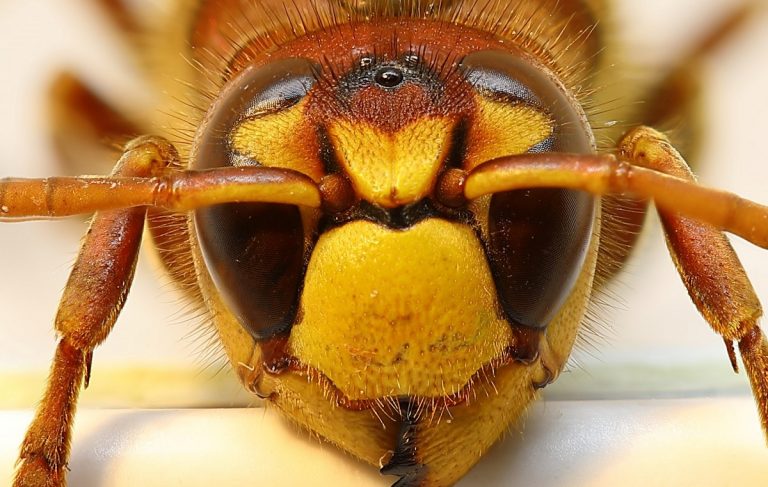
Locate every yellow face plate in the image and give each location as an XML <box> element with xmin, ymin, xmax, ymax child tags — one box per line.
<box><xmin>327</xmin><ymin>118</ymin><xmax>453</xmax><ymax>207</ymax></box>
<box><xmin>288</xmin><ymin>218</ymin><xmax>515</xmax><ymax>400</ymax></box>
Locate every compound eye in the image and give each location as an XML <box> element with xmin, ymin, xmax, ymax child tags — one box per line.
<box><xmin>487</xmin><ymin>188</ymin><xmax>594</xmax><ymax>329</ymax></box>
<box><xmin>192</xmin><ymin>58</ymin><xmax>317</xmax><ymax>340</ymax></box>
<box><xmin>461</xmin><ymin>50</ymin><xmax>595</xmax><ymax>329</ymax></box>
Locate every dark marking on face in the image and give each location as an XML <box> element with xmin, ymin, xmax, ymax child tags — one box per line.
<box><xmin>444</xmin><ymin>118</ymin><xmax>470</xmax><ymax>170</ymax></box>
<box><xmin>380</xmin><ymin>399</ymin><xmax>426</xmax><ymax>487</ymax></box>
<box><xmin>318</xmin><ymin>198</ymin><xmax>476</xmax><ymax>232</ymax></box>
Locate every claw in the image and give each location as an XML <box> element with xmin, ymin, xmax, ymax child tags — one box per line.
<box><xmin>724</xmin><ymin>339</ymin><xmax>739</xmax><ymax>373</ymax></box>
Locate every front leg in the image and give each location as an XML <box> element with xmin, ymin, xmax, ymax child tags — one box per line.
<box><xmin>13</xmin><ymin>138</ymin><xmax>176</xmax><ymax>487</ymax></box>
<box><xmin>7</xmin><ymin>135</ymin><xmax>326</xmax><ymax>486</ymax></box>
<box><xmin>619</xmin><ymin>126</ymin><xmax>768</xmax><ymax>438</ymax></box>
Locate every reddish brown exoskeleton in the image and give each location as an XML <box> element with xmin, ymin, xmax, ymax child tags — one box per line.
<box><xmin>2</xmin><ymin>1</ymin><xmax>768</xmax><ymax>486</ymax></box>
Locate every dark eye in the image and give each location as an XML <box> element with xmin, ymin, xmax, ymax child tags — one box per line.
<box><xmin>243</xmin><ymin>70</ymin><xmax>316</xmax><ymax>118</ymax></box>
<box><xmin>462</xmin><ymin>50</ymin><xmax>595</xmax><ymax>329</ymax></box>
<box><xmin>487</xmin><ymin>189</ymin><xmax>594</xmax><ymax>329</ymax></box>
<box><xmin>193</xmin><ymin>58</ymin><xmax>317</xmax><ymax>340</ymax></box>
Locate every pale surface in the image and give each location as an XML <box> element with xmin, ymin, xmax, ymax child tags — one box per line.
<box><xmin>0</xmin><ymin>399</ymin><xmax>766</xmax><ymax>486</ymax></box>
<box><xmin>1</xmin><ymin>0</ymin><xmax>768</xmax><ymax>486</ymax></box>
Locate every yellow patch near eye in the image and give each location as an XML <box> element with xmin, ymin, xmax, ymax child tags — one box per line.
<box><xmin>464</xmin><ymin>98</ymin><xmax>553</xmax><ymax>171</ymax></box>
<box><xmin>328</xmin><ymin>118</ymin><xmax>453</xmax><ymax>208</ymax></box>
<box><xmin>231</xmin><ymin>100</ymin><xmax>324</xmax><ymax>181</ymax></box>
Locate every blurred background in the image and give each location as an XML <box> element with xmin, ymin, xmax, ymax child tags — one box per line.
<box><xmin>0</xmin><ymin>0</ymin><xmax>767</xmax><ymax>485</ymax></box>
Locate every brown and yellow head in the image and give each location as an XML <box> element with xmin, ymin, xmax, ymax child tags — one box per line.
<box><xmin>189</xmin><ymin>8</ymin><xmax>599</xmax><ymax>486</ymax></box>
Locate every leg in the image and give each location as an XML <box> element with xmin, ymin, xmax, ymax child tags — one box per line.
<box><xmin>48</xmin><ymin>72</ymin><xmax>142</xmax><ymax>175</ymax></box>
<box><xmin>598</xmin><ymin>2</ymin><xmax>763</xmax><ymax>283</ymax></box>
<box><xmin>13</xmin><ymin>342</ymin><xmax>87</xmax><ymax>487</ymax></box>
<box><xmin>91</xmin><ymin>0</ymin><xmax>139</xmax><ymax>34</ymax></box>
<box><xmin>619</xmin><ymin>127</ymin><xmax>768</xmax><ymax>437</ymax></box>
<box><xmin>642</xmin><ymin>2</ymin><xmax>759</xmax><ymax>145</ymax></box>
<box><xmin>13</xmin><ymin>138</ymin><xmax>175</xmax><ymax>487</ymax></box>
<box><xmin>4</xmin><ymin>136</ymin><xmax>325</xmax><ymax>485</ymax></box>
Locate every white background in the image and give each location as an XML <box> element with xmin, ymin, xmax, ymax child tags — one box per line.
<box><xmin>0</xmin><ymin>0</ymin><xmax>767</xmax><ymax>485</ymax></box>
